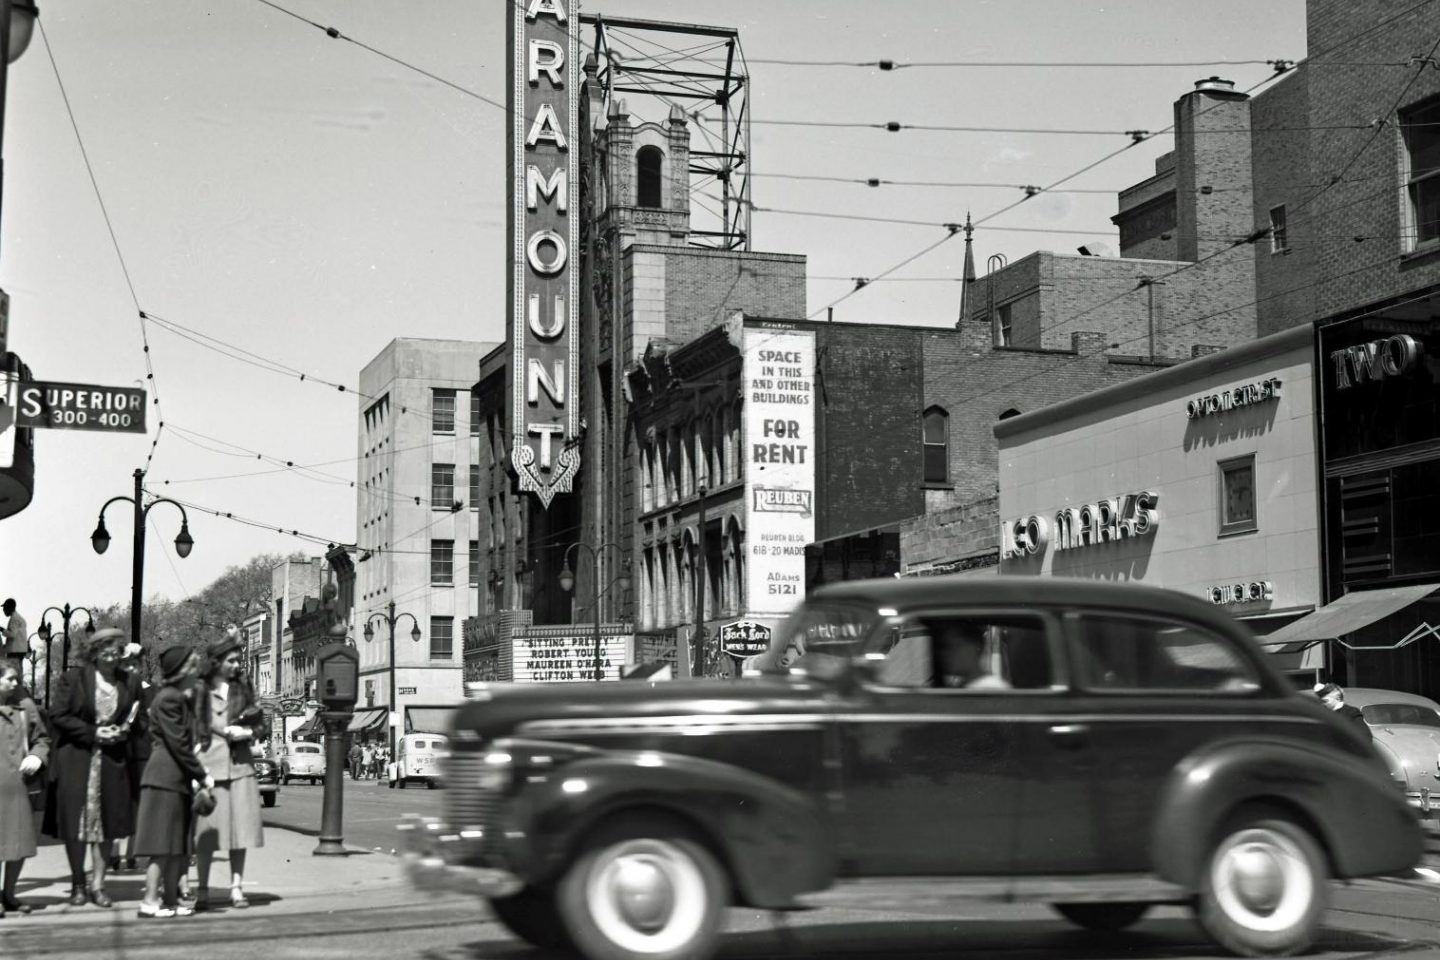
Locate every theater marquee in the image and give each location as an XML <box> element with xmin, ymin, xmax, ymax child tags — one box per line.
<box><xmin>508</xmin><ymin>0</ymin><xmax>581</xmax><ymax>507</ymax></box>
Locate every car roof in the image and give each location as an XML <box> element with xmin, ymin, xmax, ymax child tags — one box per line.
<box><xmin>1341</xmin><ymin>687</ymin><xmax>1440</xmax><ymax>711</ymax></box>
<box><xmin>809</xmin><ymin>574</ymin><xmax>1240</xmax><ymax>630</ymax></box>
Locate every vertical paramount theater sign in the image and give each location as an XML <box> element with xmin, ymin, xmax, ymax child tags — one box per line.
<box><xmin>508</xmin><ymin>0</ymin><xmax>581</xmax><ymax>507</ymax></box>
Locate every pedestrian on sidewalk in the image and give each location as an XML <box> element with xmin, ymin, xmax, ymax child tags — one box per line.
<box><xmin>134</xmin><ymin>643</ymin><xmax>211</xmax><ymax>919</ymax></box>
<box><xmin>361</xmin><ymin>742</ymin><xmax>374</xmax><ymax>780</ymax></box>
<box><xmin>348</xmin><ymin>740</ymin><xmax>363</xmax><ymax>781</ymax></box>
<box><xmin>372</xmin><ymin>743</ymin><xmax>387</xmax><ymax>781</ymax></box>
<box><xmin>118</xmin><ymin>643</ymin><xmax>154</xmax><ymax>873</ymax></box>
<box><xmin>2</xmin><ymin>600</ymin><xmax>28</xmax><ymax>672</ymax></box>
<box><xmin>1316</xmin><ymin>682</ymin><xmax>1374</xmax><ymax>744</ymax></box>
<box><xmin>0</xmin><ymin>661</ymin><xmax>49</xmax><ymax>918</ymax></box>
<box><xmin>193</xmin><ymin>629</ymin><xmax>266</xmax><ymax>910</ymax></box>
<box><xmin>47</xmin><ymin>627</ymin><xmax>141</xmax><ymax>908</ymax></box>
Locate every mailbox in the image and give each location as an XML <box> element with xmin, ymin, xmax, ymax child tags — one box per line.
<box><xmin>314</xmin><ymin>642</ymin><xmax>359</xmax><ymax>710</ymax></box>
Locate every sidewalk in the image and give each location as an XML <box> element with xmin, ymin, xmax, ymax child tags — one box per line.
<box><xmin>3</xmin><ymin>825</ymin><xmax>438</xmax><ymax>927</ymax></box>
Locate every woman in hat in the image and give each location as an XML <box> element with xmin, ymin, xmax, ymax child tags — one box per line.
<box><xmin>193</xmin><ymin>628</ymin><xmax>265</xmax><ymax>909</ymax></box>
<box><xmin>134</xmin><ymin>644</ymin><xmax>211</xmax><ymax>919</ymax></box>
<box><xmin>0</xmin><ymin>660</ymin><xmax>49</xmax><ymax>918</ymax></box>
<box><xmin>48</xmin><ymin>627</ymin><xmax>141</xmax><ymax>908</ymax></box>
<box><xmin>117</xmin><ymin>642</ymin><xmax>153</xmax><ymax>873</ymax></box>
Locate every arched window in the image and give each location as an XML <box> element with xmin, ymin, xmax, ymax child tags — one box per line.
<box><xmin>923</xmin><ymin>406</ymin><xmax>949</xmax><ymax>484</ymax></box>
<box><xmin>637</xmin><ymin>146</ymin><xmax>664</xmax><ymax>208</ymax></box>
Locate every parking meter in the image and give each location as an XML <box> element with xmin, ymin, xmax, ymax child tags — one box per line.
<box><xmin>314</xmin><ymin>642</ymin><xmax>359</xmax><ymax>711</ymax></box>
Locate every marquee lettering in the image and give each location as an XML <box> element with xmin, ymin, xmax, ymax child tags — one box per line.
<box><xmin>1002</xmin><ymin>490</ymin><xmax>1160</xmax><ymax>559</ymax></box>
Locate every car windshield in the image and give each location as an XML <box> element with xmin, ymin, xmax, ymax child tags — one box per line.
<box><xmin>747</xmin><ymin>601</ymin><xmax>883</xmax><ymax>674</ymax></box>
<box><xmin>1361</xmin><ymin>703</ymin><xmax>1440</xmax><ymax>728</ymax></box>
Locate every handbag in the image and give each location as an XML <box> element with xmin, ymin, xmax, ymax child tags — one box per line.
<box><xmin>192</xmin><ymin>786</ymin><xmax>217</xmax><ymax>817</ymax></box>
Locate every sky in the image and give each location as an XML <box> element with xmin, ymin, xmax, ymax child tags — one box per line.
<box><xmin>0</xmin><ymin>0</ymin><xmax>1307</xmax><ymax>621</ymax></box>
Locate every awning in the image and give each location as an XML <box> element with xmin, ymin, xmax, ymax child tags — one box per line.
<box><xmin>291</xmin><ymin>716</ymin><xmax>319</xmax><ymax>740</ymax></box>
<box><xmin>404</xmin><ymin>707</ymin><xmax>454</xmax><ymax>735</ymax></box>
<box><xmin>346</xmin><ymin>708</ymin><xmax>388</xmax><ymax>733</ymax></box>
<box><xmin>1258</xmin><ymin>583</ymin><xmax>1438</xmax><ymax>648</ymax></box>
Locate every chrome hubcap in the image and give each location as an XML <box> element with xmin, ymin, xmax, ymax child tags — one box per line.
<box><xmin>609</xmin><ymin>854</ymin><xmax>675</xmax><ymax>932</ymax></box>
<box><xmin>1228</xmin><ymin>844</ymin><xmax>1284</xmax><ymax>914</ymax></box>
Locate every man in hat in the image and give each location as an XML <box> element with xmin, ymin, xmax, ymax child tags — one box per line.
<box><xmin>2</xmin><ymin>599</ymin><xmax>28</xmax><ymax>669</ymax></box>
<box><xmin>1316</xmin><ymin>682</ymin><xmax>1373</xmax><ymax>743</ymax></box>
<box><xmin>934</xmin><ymin>621</ymin><xmax>1011</xmax><ymax>690</ymax></box>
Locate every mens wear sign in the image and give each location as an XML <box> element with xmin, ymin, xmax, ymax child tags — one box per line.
<box><xmin>743</xmin><ymin>326</ymin><xmax>816</xmax><ymax>616</ymax></box>
<box><xmin>507</xmin><ymin>0</ymin><xmax>581</xmax><ymax>507</ymax></box>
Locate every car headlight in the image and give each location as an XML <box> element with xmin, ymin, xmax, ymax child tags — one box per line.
<box><xmin>477</xmin><ymin>751</ymin><xmax>512</xmax><ymax>792</ymax></box>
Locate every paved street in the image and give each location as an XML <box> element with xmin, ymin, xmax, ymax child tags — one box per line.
<box><xmin>261</xmin><ymin>775</ymin><xmax>444</xmax><ymax>854</ymax></box>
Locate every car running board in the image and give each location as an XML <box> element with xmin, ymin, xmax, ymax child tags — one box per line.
<box><xmin>797</xmin><ymin>874</ymin><xmax>1191</xmax><ymax>910</ymax></box>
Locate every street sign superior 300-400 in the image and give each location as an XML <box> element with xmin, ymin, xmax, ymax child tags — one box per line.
<box><xmin>15</xmin><ymin>380</ymin><xmax>147</xmax><ymax>433</ymax></box>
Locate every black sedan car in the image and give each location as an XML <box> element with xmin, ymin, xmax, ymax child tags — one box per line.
<box><xmin>402</xmin><ymin>577</ymin><xmax>1419</xmax><ymax>960</ymax></box>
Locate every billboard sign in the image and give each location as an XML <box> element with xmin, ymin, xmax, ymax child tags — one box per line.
<box><xmin>15</xmin><ymin>381</ymin><xmax>147</xmax><ymax>434</ymax></box>
<box><xmin>507</xmin><ymin>0</ymin><xmax>581</xmax><ymax>508</ymax></box>
<box><xmin>743</xmin><ymin>325</ymin><xmax>817</xmax><ymax>616</ymax></box>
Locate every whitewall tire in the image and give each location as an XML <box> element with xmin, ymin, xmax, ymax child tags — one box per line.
<box><xmin>1196</xmin><ymin>816</ymin><xmax>1327</xmax><ymax>956</ymax></box>
<box><xmin>558</xmin><ymin>826</ymin><xmax>727</xmax><ymax>960</ymax></box>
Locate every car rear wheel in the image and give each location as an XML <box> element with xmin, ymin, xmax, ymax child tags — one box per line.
<box><xmin>1052</xmin><ymin>902</ymin><xmax>1149</xmax><ymax>931</ymax></box>
<box><xmin>488</xmin><ymin>887</ymin><xmax>571</xmax><ymax>949</ymax></box>
<box><xmin>262</xmin><ymin>792</ymin><xmax>277</xmax><ymax>808</ymax></box>
<box><xmin>1195</xmin><ymin>816</ymin><xmax>1327</xmax><ymax>957</ymax></box>
<box><xmin>557</xmin><ymin>822</ymin><xmax>727</xmax><ymax>960</ymax></box>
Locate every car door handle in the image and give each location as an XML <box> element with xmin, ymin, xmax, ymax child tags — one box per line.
<box><xmin>1048</xmin><ymin>723</ymin><xmax>1090</xmax><ymax>747</ymax></box>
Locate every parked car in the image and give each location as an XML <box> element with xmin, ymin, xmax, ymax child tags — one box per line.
<box><xmin>1343</xmin><ymin>687</ymin><xmax>1440</xmax><ymax>817</ymax></box>
<box><xmin>278</xmin><ymin>742</ymin><xmax>326</xmax><ymax>785</ymax></box>
<box><xmin>401</xmin><ymin>577</ymin><xmax>1419</xmax><ymax>960</ymax></box>
<box><xmin>253</xmin><ymin>757</ymin><xmax>280</xmax><ymax>808</ymax></box>
<box><xmin>388</xmin><ymin>733</ymin><xmax>448</xmax><ymax>790</ymax></box>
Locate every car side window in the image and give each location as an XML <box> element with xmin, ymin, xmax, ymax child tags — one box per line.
<box><xmin>865</xmin><ymin>614</ymin><xmax>1053</xmax><ymax>692</ymax></box>
<box><xmin>1069</xmin><ymin>613</ymin><xmax>1261</xmax><ymax>694</ymax></box>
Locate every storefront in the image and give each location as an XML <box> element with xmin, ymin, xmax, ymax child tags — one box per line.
<box><xmin>1260</xmin><ymin>306</ymin><xmax>1440</xmax><ymax>698</ymax></box>
<box><xmin>995</xmin><ymin>325</ymin><xmax>1321</xmax><ymax>677</ymax></box>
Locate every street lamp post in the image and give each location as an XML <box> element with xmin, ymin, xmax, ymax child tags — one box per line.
<box><xmin>558</xmin><ymin>543</ymin><xmax>630</xmax><ymax>681</ymax></box>
<box><xmin>362</xmin><ymin>601</ymin><xmax>420</xmax><ymax>753</ymax></box>
<box><xmin>91</xmin><ymin>468</ymin><xmax>194</xmax><ymax>647</ymax></box>
<box><xmin>36</xmin><ymin>603</ymin><xmax>91</xmax><ymax>702</ymax></box>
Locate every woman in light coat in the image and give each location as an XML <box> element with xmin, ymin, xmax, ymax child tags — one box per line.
<box><xmin>0</xmin><ymin>661</ymin><xmax>48</xmax><ymax>917</ymax></box>
<box><xmin>193</xmin><ymin>630</ymin><xmax>265</xmax><ymax>909</ymax></box>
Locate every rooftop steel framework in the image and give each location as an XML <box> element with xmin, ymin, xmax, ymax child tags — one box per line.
<box><xmin>582</xmin><ymin>14</ymin><xmax>751</xmax><ymax>251</ymax></box>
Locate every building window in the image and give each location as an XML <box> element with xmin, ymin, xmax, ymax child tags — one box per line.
<box><xmin>637</xmin><ymin>146</ymin><xmax>663</xmax><ymax>208</ymax></box>
<box><xmin>432</xmin><ymin>389</ymin><xmax>456</xmax><ymax>433</ymax></box>
<box><xmin>431</xmin><ymin>463</ymin><xmax>455</xmax><ymax>508</ymax></box>
<box><xmin>1402</xmin><ymin>96</ymin><xmax>1440</xmax><ymax>246</ymax></box>
<box><xmin>431</xmin><ymin>539</ymin><xmax>454</xmax><ymax>585</ymax></box>
<box><xmin>997</xmin><ymin>303</ymin><xmax>1013</xmax><ymax>346</ymax></box>
<box><xmin>923</xmin><ymin>406</ymin><xmax>949</xmax><ymax>484</ymax></box>
<box><xmin>470</xmin><ymin>393</ymin><xmax>481</xmax><ymax>437</ymax></box>
<box><xmin>469</xmin><ymin>540</ymin><xmax>481</xmax><ymax>586</ymax></box>
<box><xmin>1218</xmin><ymin>455</ymin><xmax>1258</xmax><ymax>536</ymax></box>
<box><xmin>1269</xmin><ymin>204</ymin><xmax>1288</xmax><ymax>253</ymax></box>
<box><xmin>469</xmin><ymin>463</ymin><xmax>480</xmax><ymax>508</ymax></box>
<box><xmin>429</xmin><ymin>616</ymin><xmax>454</xmax><ymax>659</ymax></box>
<box><xmin>486</xmin><ymin>414</ymin><xmax>499</xmax><ymax>466</ymax></box>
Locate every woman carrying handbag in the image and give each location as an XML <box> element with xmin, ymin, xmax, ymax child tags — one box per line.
<box><xmin>0</xmin><ymin>661</ymin><xmax>49</xmax><ymax>918</ymax></box>
<box><xmin>48</xmin><ymin>627</ymin><xmax>141</xmax><ymax>908</ymax></box>
<box><xmin>193</xmin><ymin>629</ymin><xmax>265</xmax><ymax>909</ymax></box>
<box><xmin>134</xmin><ymin>644</ymin><xmax>212</xmax><ymax>919</ymax></box>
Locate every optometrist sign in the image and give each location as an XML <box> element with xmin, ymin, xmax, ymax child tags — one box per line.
<box><xmin>507</xmin><ymin>0</ymin><xmax>581</xmax><ymax>507</ymax></box>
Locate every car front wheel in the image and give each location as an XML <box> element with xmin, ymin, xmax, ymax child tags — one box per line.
<box><xmin>1052</xmin><ymin>902</ymin><xmax>1149</xmax><ymax>931</ymax></box>
<box><xmin>262</xmin><ymin>792</ymin><xmax>277</xmax><ymax>808</ymax></box>
<box><xmin>557</xmin><ymin>823</ymin><xmax>727</xmax><ymax>960</ymax></box>
<box><xmin>1195</xmin><ymin>816</ymin><xmax>1327</xmax><ymax>957</ymax></box>
<box><xmin>488</xmin><ymin>887</ymin><xmax>571</xmax><ymax>949</ymax></box>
